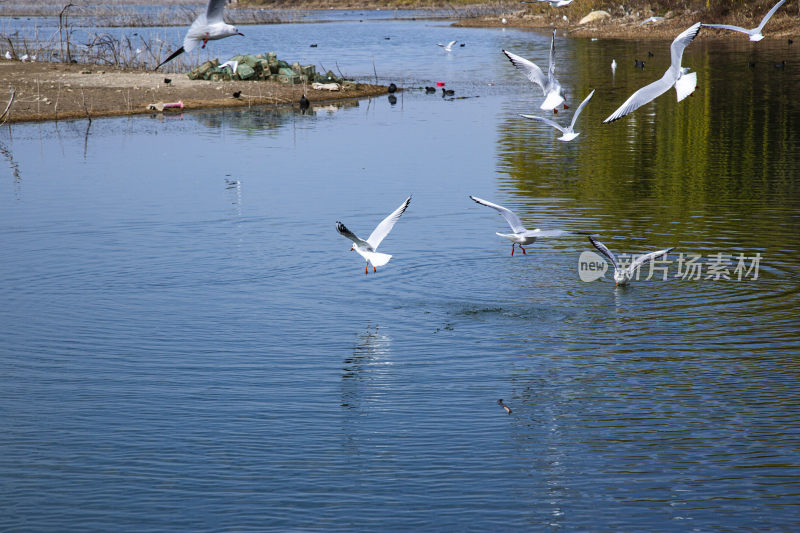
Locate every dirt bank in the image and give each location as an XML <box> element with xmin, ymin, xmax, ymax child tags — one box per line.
<box><xmin>454</xmin><ymin>6</ymin><xmax>799</xmax><ymax>41</ymax></box>
<box><xmin>0</xmin><ymin>60</ymin><xmax>389</xmax><ymax>124</ymax></box>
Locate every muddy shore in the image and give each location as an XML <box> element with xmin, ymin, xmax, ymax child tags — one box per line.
<box><xmin>0</xmin><ymin>60</ymin><xmax>388</xmax><ymax>124</ymax></box>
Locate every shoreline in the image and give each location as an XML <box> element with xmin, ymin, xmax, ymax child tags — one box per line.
<box><xmin>0</xmin><ymin>60</ymin><xmax>389</xmax><ymax>124</ymax></box>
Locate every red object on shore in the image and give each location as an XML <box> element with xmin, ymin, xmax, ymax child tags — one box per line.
<box><xmin>163</xmin><ymin>100</ymin><xmax>184</xmax><ymax>109</ymax></box>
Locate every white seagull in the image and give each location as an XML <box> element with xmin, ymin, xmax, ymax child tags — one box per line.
<box><xmin>528</xmin><ymin>0</ymin><xmax>574</xmax><ymax>6</ymax></box>
<box><xmin>519</xmin><ymin>89</ymin><xmax>595</xmax><ymax>141</ymax></box>
<box><xmin>639</xmin><ymin>16</ymin><xmax>665</xmax><ymax>26</ymax></box>
<box><xmin>503</xmin><ymin>29</ymin><xmax>566</xmax><ymax>113</ymax></box>
<box><xmin>156</xmin><ymin>0</ymin><xmax>244</xmax><ymax>70</ymax></box>
<box><xmin>470</xmin><ymin>195</ymin><xmax>588</xmax><ymax>255</ymax></box>
<box><xmin>603</xmin><ymin>22</ymin><xmax>701</xmax><ymax>123</ymax></box>
<box><xmin>588</xmin><ymin>236</ymin><xmax>675</xmax><ymax>286</ymax></box>
<box><xmin>336</xmin><ymin>196</ymin><xmax>411</xmax><ymax>274</ymax></box>
<box><xmin>702</xmin><ymin>0</ymin><xmax>785</xmax><ymax>42</ymax></box>
<box><xmin>438</xmin><ymin>40</ymin><xmax>457</xmax><ymax>52</ymax></box>
<box><xmin>611</xmin><ymin>58</ymin><xmax>617</xmax><ymax>74</ymax></box>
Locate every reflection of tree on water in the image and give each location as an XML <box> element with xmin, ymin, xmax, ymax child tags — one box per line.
<box><xmin>0</xmin><ymin>139</ymin><xmax>22</xmax><ymax>199</ymax></box>
<box><xmin>191</xmin><ymin>99</ymin><xmax>362</xmax><ymax>133</ymax></box>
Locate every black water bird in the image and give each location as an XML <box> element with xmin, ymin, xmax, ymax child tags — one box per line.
<box><xmin>648</xmin><ymin>51</ymin><xmax>654</xmax><ymax>57</ymax></box>
<box><xmin>460</xmin><ymin>43</ymin><xmax>466</xmax><ymax>47</ymax></box>
<box><xmin>442</xmin><ymin>87</ymin><xmax>455</xmax><ymax>97</ymax></box>
<box><xmin>497</xmin><ymin>399</ymin><xmax>512</xmax><ymax>415</ymax></box>
<box><xmin>299</xmin><ymin>94</ymin><xmax>309</xmax><ymax>111</ymax></box>
<box><xmin>634</xmin><ymin>58</ymin><xmax>645</xmax><ymax>69</ymax></box>
<box><xmin>388</xmin><ymin>82</ymin><xmax>397</xmax><ymax>93</ymax></box>
<box><xmin>310</xmin><ymin>43</ymin><xmax>318</xmax><ymax>47</ymax></box>
<box><xmin>424</xmin><ymin>86</ymin><xmax>436</xmax><ymax>93</ymax></box>
<box><xmin>775</xmin><ymin>60</ymin><xmax>786</xmax><ymax>69</ymax></box>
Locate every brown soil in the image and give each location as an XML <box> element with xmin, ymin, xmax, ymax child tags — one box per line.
<box><xmin>0</xmin><ymin>60</ymin><xmax>389</xmax><ymax>124</ymax></box>
<box><xmin>455</xmin><ymin>9</ymin><xmax>799</xmax><ymax>41</ymax></box>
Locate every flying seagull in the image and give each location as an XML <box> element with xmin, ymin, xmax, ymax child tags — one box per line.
<box><xmin>469</xmin><ymin>195</ymin><xmax>588</xmax><ymax>255</ymax></box>
<box><xmin>603</xmin><ymin>22</ymin><xmax>701</xmax><ymax>123</ymax></box>
<box><xmin>702</xmin><ymin>0</ymin><xmax>785</xmax><ymax>41</ymax></box>
<box><xmin>639</xmin><ymin>16</ymin><xmax>665</xmax><ymax>25</ymax></box>
<box><xmin>588</xmin><ymin>235</ymin><xmax>675</xmax><ymax>286</ymax></box>
<box><xmin>503</xmin><ymin>29</ymin><xmax>566</xmax><ymax>113</ymax></box>
<box><xmin>521</xmin><ymin>0</ymin><xmax>572</xmax><ymax>5</ymax></box>
<box><xmin>519</xmin><ymin>89</ymin><xmax>595</xmax><ymax>141</ymax></box>
<box><xmin>438</xmin><ymin>41</ymin><xmax>457</xmax><ymax>52</ymax></box>
<box><xmin>156</xmin><ymin>0</ymin><xmax>244</xmax><ymax>70</ymax></box>
<box><xmin>336</xmin><ymin>196</ymin><xmax>411</xmax><ymax>274</ymax></box>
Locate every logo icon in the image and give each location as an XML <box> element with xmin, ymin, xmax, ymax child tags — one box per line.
<box><xmin>578</xmin><ymin>251</ymin><xmax>608</xmax><ymax>282</ymax></box>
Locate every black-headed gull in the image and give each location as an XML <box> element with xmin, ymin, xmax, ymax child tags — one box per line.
<box><xmin>503</xmin><ymin>29</ymin><xmax>566</xmax><ymax>113</ymax></box>
<box><xmin>156</xmin><ymin>0</ymin><xmax>244</xmax><ymax>69</ymax></box>
<box><xmin>337</xmin><ymin>196</ymin><xmax>411</xmax><ymax>274</ymax></box>
<box><xmin>519</xmin><ymin>89</ymin><xmax>594</xmax><ymax>141</ymax></box>
<box><xmin>438</xmin><ymin>41</ymin><xmax>457</xmax><ymax>52</ymax></box>
<box><xmin>702</xmin><ymin>0</ymin><xmax>785</xmax><ymax>42</ymax></box>
<box><xmin>470</xmin><ymin>196</ymin><xmax>588</xmax><ymax>255</ymax></box>
<box><xmin>588</xmin><ymin>236</ymin><xmax>674</xmax><ymax>286</ymax></box>
<box><xmin>603</xmin><ymin>22</ymin><xmax>701</xmax><ymax>123</ymax></box>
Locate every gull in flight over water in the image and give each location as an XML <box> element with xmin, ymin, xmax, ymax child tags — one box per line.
<box><xmin>588</xmin><ymin>235</ymin><xmax>675</xmax><ymax>286</ymax></box>
<box><xmin>521</xmin><ymin>0</ymin><xmax>573</xmax><ymax>6</ymax></box>
<box><xmin>438</xmin><ymin>41</ymin><xmax>457</xmax><ymax>52</ymax></box>
<box><xmin>702</xmin><ymin>0</ymin><xmax>785</xmax><ymax>42</ymax></box>
<box><xmin>519</xmin><ymin>89</ymin><xmax>594</xmax><ymax>141</ymax></box>
<box><xmin>156</xmin><ymin>0</ymin><xmax>244</xmax><ymax>69</ymax></box>
<box><xmin>603</xmin><ymin>22</ymin><xmax>701</xmax><ymax>123</ymax></box>
<box><xmin>503</xmin><ymin>29</ymin><xmax>566</xmax><ymax>113</ymax></box>
<box><xmin>470</xmin><ymin>196</ymin><xmax>588</xmax><ymax>255</ymax></box>
<box><xmin>640</xmin><ymin>16</ymin><xmax>665</xmax><ymax>25</ymax></box>
<box><xmin>336</xmin><ymin>196</ymin><xmax>411</xmax><ymax>274</ymax></box>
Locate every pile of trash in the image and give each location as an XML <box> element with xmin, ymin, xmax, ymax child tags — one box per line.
<box><xmin>188</xmin><ymin>52</ymin><xmax>345</xmax><ymax>85</ymax></box>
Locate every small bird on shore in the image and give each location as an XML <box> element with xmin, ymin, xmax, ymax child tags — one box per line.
<box><xmin>498</xmin><ymin>399</ymin><xmax>512</xmax><ymax>415</ymax></box>
<box><xmin>155</xmin><ymin>0</ymin><xmax>244</xmax><ymax>70</ymax></box>
<box><xmin>388</xmin><ymin>82</ymin><xmax>397</xmax><ymax>93</ymax></box>
<box><xmin>336</xmin><ymin>196</ymin><xmax>411</xmax><ymax>275</ymax></box>
<box><xmin>469</xmin><ymin>195</ymin><xmax>590</xmax><ymax>255</ymax></box>
<box><xmin>3</xmin><ymin>51</ymin><xmax>11</xmax><ymax>60</ymax></box>
<box><xmin>588</xmin><ymin>236</ymin><xmax>675</xmax><ymax>286</ymax></box>
<box><xmin>702</xmin><ymin>0</ymin><xmax>785</xmax><ymax>42</ymax></box>
<box><xmin>232</xmin><ymin>90</ymin><xmax>241</xmax><ymax>98</ymax></box>
<box><xmin>604</xmin><ymin>23</ymin><xmax>701</xmax><ymax>124</ymax></box>
<box><xmin>164</xmin><ymin>78</ymin><xmax>172</xmax><ymax>84</ymax></box>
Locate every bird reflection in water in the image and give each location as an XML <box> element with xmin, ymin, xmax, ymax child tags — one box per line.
<box><xmin>340</xmin><ymin>324</ymin><xmax>392</xmax><ymax>410</ymax></box>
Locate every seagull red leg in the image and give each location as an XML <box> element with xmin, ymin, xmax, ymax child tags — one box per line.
<box><xmin>202</xmin><ymin>33</ymin><xmax>209</xmax><ymax>49</ymax></box>
<box><xmin>511</xmin><ymin>244</ymin><xmax>515</xmax><ymax>256</ymax></box>
<box><xmin>520</xmin><ymin>245</ymin><xmax>527</xmax><ymax>255</ymax></box>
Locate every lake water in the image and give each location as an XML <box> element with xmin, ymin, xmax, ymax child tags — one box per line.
<box><xmin>1</xmin><ymin>15</ymin><xmax>800</xmax><ymax>531</ymax></box>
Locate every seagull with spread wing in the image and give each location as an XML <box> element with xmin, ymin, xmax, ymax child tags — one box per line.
<box><xmin>336</xmin><ymin>196</ymin><xmax>411</xmax><ymax>274</ymax></box>
<box><xmin>503</xmin><ymin>29</ymin><xmax>566</xmax><ymax>113</ymax></box>
<box><xmin>603</xmin><ymin>22</ymin><xmax>701</xmax><ymax>123</ymax></box>
<box><xmin>519</xmin><ymin>89</ymin><xmax>594</xmax><ymax>141</ymax></box>
<box><xmin>438</xmin><ymin>41</ymin><xmax>458</xmax><ymax>52</ymax></box>
<box><xmin>156</xmin><ymin>0</ymin><xmax>244</xmax><ymax>70</ymax></box>
<box><xmin>470</xmin><ymin>196</ymin><xmax>588</xmax><ymax>256</ymax></box>
<box><xmin>588</xmin><ymin>236</ymin><xmax>675</xmax><ymax>286</ymax></box>
<box><xmin>702</xmin><ymin>0</ymin><xmax>785</xmax><ymax>42</ymax></box>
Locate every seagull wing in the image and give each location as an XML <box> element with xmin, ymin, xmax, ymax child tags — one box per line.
<box><xmin>519</xmin><ymin>114</ymin><xmax>566</xmax><ymax>133</ymax></box>
<box><xmin>756</xmin><ymin>0</ymin><xmax>786</xmax><ymax>32</ymax></box>
<box><xmin>337</xmin><ymin>222</ymin><xmax>370</xmax><ymax>248</ymax></box>
<box><xmin>602</xmin><ymin>72</ymin><xmax>673</xmax><ymax>123</ymax></box>
<box><xmin>588</xmin><ymin>236</ymin><xmax>619</xmax><ymax>270</ymax></box>
<box><xmin>470</xmin><ymin>196</ymin><xmax>527</xmax><ymax>233</ymax></box>
<box><xmin>627</xmin><ymin>247</ymin><xmax>675</xmax><ymax>275</ymax></box>
<box><xmin>670</xmin><ymin>22</ymin><xmax>701</xmax><ymax>74</ymax></box>
<box><xmin>184</xmin><ymin>13</ymin><xmax>209</xmax><ymax>52</ymax></box>
<box><xmin>569</xmin><ymin>89</ymin><xmax>595</xmax><ymax>130</ymax></box>
<box><xmin>701</xmin><ymin>23</ymin><xmax>749</xmax><ymax>34</ymax></box>
<box><xmin>503</xmin><ymin>50</ymin><xmax>548</xmax><ymax>93</ymax></box>
<box><xmin>548</xmin><ymin>30</ymin><xmax>557</xmax><ymax>83</ymax></box>
<box><xmin>366</xmin><ymin>196</ymin><xmax>411</xmax><ymax>250</ymax></box>
<box><xmin>206</xmin><ymin>0</ymin><xmax>227</xmax><ymax>23</ymax></box>
<box><xmin>448</xmin><ymin>40</ymin><xmax>457</xmax><ymax>48</ymax></box>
